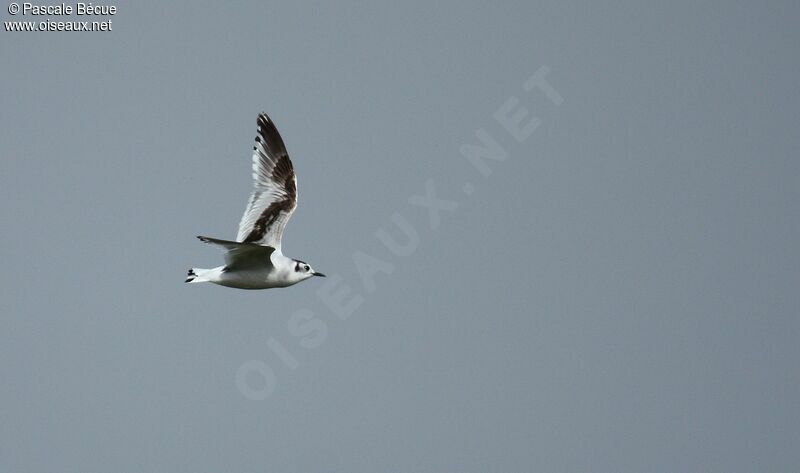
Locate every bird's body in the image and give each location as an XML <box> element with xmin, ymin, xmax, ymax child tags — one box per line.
<box><xmin>186</xmin><ymin>113</ymin><xmax>325</xmax><ymax>290</ymax></box>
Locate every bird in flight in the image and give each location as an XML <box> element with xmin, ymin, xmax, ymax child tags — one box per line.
<box><xmin>186</xmin><ymin>112</ymin><xmax>325</xmax><ymax>289</ymax></box>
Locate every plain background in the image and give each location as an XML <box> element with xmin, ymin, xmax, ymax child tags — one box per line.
<box><xmin>1</xmin><ymin>1</ymin><xmax>798</xmax><ymax>472</ymax></box>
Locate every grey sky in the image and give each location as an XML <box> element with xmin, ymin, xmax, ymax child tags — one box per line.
<box><xmin>1</xmin><ymin>1</ymin><xmax>798</xmax><ymax>472</ymax></box>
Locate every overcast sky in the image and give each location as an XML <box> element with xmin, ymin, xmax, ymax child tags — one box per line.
<box><xmin>1</xmin><ymin>1</ymin><xmax>798</xmax><ymax>472</ymax></box>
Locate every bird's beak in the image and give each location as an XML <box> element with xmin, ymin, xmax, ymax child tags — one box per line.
<box><xmin>313</xmin><ymin>272</ymin><xmax>326</xmax><ymax>277</ymax></box>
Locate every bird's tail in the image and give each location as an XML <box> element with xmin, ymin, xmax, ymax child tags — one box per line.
<box><xmin>185</xmin><ymin>267</ymin><xmax>214</xmax><ymax>283</ymax></box>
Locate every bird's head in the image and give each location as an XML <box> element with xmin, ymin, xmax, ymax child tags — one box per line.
<box><xmin>291</xmin><ymin>259</ymin><xmax>325</xmax><ymax>283</ymax></box>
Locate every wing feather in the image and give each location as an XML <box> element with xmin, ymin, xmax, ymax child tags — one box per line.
<box><xmin>197</xmin><ymin>236</ymin><xmax>276</xmax><ymax>271</ymax></box>
<box><xmin>236</xmin><ymin>113</ymin><xmax>298</xmax><ymax>250</ymax></box>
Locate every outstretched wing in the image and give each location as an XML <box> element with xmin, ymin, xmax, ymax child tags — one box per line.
<box><xmin>236</xmin><ymin>113</ymin><xmax>297</xmax><ymax>251</ymax></box>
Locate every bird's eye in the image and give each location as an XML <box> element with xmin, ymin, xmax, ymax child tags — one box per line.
<box><xmin>304</xmin><ymin>265</ymin><xmax>310</xmax><ymax>271</ymax></box>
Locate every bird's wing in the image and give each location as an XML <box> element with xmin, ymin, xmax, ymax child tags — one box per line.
<box><xmin>197</xmin><ymin>236</ymin><xmax>275</xmax><ymax>271</ymax></box>
<box><xmin>236</xmin><ymin>113</ymin><xmax>297</xmax><ymax>252</ymax></box>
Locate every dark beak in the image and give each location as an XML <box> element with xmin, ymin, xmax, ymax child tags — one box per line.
<box><xmin>313</xmin><ymin>272</ymin><xmax>326</xmax><ymax>277</ymax></box>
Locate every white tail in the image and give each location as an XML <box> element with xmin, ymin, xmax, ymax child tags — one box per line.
<box><xmin>185</xmin><ymin>267</ymin><xmax>215</xmax><ymax>283</ymax></box>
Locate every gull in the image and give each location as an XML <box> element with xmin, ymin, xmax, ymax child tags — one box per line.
<box><xmin>185</xmin><ymin>112</ymin><xmax>325</xmax><ymax>289</ymax></box>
